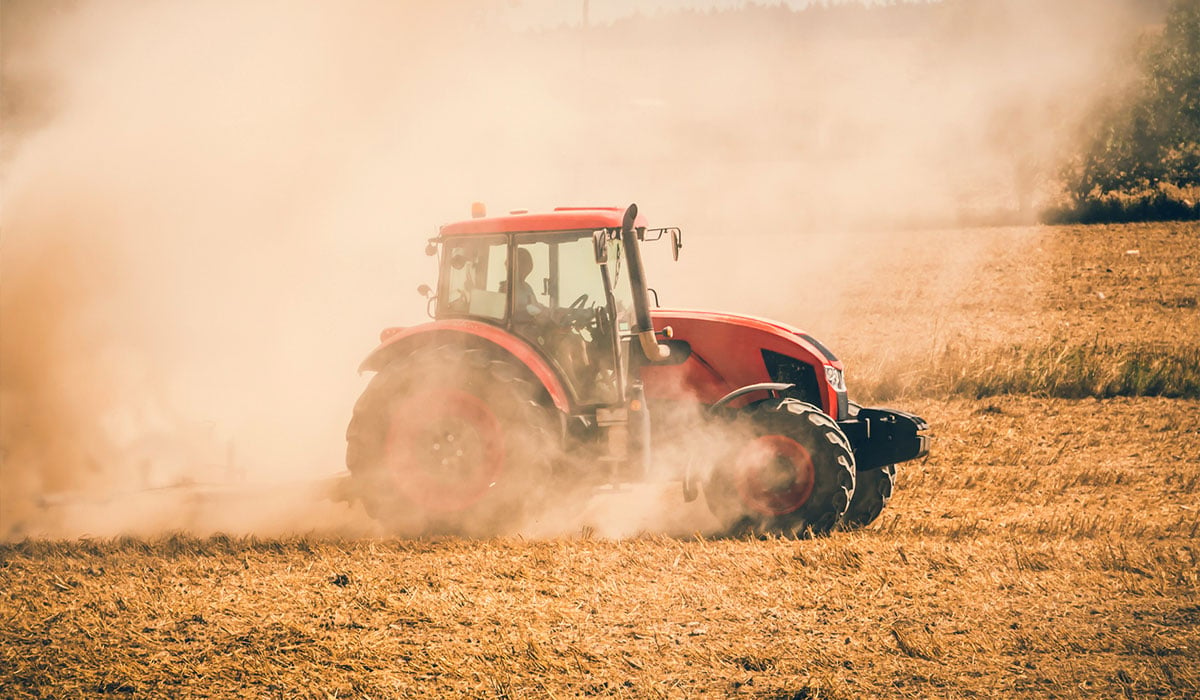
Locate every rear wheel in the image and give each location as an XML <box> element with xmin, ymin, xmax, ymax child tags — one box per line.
<box><xmin>346</xmin><ymin>346</ymin><xmax>559</xmax><ymax>536</ymax></box>
<box><xmin>840</xmin><ymin>464</ymin><xmax>896</xmax><ymax>529</ymax></box>
<box><xmin>704</xmin><ymin>399</ymin><xmax>855</xmax><ymax>538</ymax></box>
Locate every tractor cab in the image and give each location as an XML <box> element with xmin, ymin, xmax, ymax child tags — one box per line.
<box><xmin>428</xmin><ymin>205</ymin><xmax>672</xmax><ymax>409</ymax></box>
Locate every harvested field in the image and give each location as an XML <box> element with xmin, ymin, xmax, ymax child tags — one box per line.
<box><xmin>815</xmin><ymin>221</ymin><xmax>1200</xmax><ymax>402</ymax></box>
<box><xmin>2</xmin><ymin>398</ymin><xmax>1198</xmax><ymax>699</ymax></box>
<box><xmin>2</xmin><ymin>221</ymin><xmax>1198</xmax><ymax>698</ymax></box>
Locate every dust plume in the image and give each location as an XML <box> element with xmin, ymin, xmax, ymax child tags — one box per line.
<box><xmin>0</xmin><ymin>0</ymin><xmax>1154</xmax><ymax>539</ymax></box>
<box><xmin>1</xmin><ymin>1</ymin><xmax>482</xmax><ymax>536</ymax></box>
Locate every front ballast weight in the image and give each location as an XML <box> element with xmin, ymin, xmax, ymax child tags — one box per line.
<box><xmin>838</xmin><ymin>405</ymin><xmax>929</xmax><ymax>472</ymax></box>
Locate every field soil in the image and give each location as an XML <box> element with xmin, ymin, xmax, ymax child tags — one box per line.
<box><xmin>2</xmin><ymin>221</ymin><xmax>1198</xmax><ymax>698</ymax></box>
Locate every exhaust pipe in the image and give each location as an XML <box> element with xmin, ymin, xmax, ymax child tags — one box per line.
<box><xmin>620</xmin><ymin>203</ymin><xmax>670</xmax><ymax>362</ymax></box>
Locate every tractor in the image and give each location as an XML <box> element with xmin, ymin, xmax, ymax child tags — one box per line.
<box><xmin>346</xmin><ymin>204</ymin><xmax>927</xmax><ymax>537</ymax></box>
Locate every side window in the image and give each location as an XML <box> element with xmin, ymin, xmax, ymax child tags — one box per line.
<box><xmin>438</xmin><ymin>236</ymin><xmax>508</xmax><ymax>320</ymax></box>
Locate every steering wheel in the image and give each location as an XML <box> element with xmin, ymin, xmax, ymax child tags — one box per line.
<box><xmin>549</xmin><ymin>293</ymin><xmax>592</xmax><ymax>329</ymax></box>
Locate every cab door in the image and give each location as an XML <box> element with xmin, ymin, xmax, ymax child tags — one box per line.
<box><xmin>511</xmin><ymin>232</ymin><xmax>621</xmax><ymax>406</ymax></box>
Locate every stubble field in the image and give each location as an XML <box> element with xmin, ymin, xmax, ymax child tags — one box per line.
<box><xmin>2</xmin><ymin>221</ymin><xmax>1198</xmax><ymax>698</ymax></box>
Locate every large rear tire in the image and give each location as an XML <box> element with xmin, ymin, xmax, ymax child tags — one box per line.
<box><xmin>346</xmin><ymin>346</ymin><xmax>559</xmax><ymax>536</ymax></box>
<box><xmin>840</xmin><ymin>464</ymin><xmax>896</xmax><ymax>529</ymax></box>
<box><xmin>704</xmin><ymin>399</ymin><xmax>855</xmax><ymax>538</ymax></box>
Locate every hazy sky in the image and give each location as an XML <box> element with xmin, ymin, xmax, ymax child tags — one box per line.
<box><xmin>503</xmin><ymin>0</ymin><xmax>914</xmax><ymax>28</ymax></box>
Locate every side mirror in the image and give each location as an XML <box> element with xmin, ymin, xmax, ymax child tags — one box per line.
<box><xmin>425</xmin><ymin>241</ymin><xmax>438</xmax><ymax>256</ymax></box>
<box><xmin>592</xmin><ymin>229</ymin><xmax>608</xmax><ymax>264</ymax></box>
<box><xmin>670</xmin><ymin>228</ymin><xmax>683</xmax><ymax>261</ymax></box>
<box><xmin>418</xmin><ymin>284</ymin><xmax>435</xmax><ymax>318</ymax></box>
<box><xmin>417</xmin><ymin>284</ymin><xmax>436</xmax><ymax>316</ymax></box>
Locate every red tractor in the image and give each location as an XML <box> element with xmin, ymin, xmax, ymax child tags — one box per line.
<box><xmin>346</xmin><ymin>204</ymin><xmax>927</xmax><ymax>537</ymax></box>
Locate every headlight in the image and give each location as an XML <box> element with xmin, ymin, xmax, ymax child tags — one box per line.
<box><xmin>824</xmin><ymin>365</ymin><xmax>846</xmax><ymax>392</ymax></box>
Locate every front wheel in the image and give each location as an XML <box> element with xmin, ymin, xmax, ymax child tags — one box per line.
<box><xmin>840</xmin><ymin>464</ymin><xmax>896</xmax><ymax>529</ymax></box>
<box><xmin>704</xmin><ymin>399</ymin><xmax>856</xmax><ymax>538</ymax></box>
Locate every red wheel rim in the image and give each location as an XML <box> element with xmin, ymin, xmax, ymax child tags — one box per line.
<box><xmin>734</xmin><ymin>435</ymin><xmax>815</xmax><ymax>517</ymax></box>
<box><xmin>384</xmin><ymin>388</ymin><xmax>505</xmax><ymax>513</ymax></box>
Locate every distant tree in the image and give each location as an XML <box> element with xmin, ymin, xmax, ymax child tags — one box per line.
<box><xmin>1065</xmin><ymin>0</ymin><xmax>1200</xmax><ymax>201</ymax></box>
<box><xmin>1147</xmin><ymin>0</ymin><xmax>1200</xmax><ymax>184</ymax></box>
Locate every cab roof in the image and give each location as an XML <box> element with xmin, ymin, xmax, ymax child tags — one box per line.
<box><xmin>439</xmin><ymin>206</ymin><xmax>648</xmax><ymax>237</ymax></box>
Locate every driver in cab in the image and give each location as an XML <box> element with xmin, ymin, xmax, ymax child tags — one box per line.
<box><xmin>505</xmin><ymin>247</ymin><xmax>598</xmax><ymax>393</ymax></box>
<box><xmin>509</xmin><ymin>247</ymin><xmax>544</xmax><ymax>321</ymax></box>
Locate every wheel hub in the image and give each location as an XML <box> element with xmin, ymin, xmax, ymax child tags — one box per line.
<box><xmin>384</xmin><ymin>389</ymin><xmax>505</xmax><ymax>512</ymax></box>
<box><xmin>734</xmin><ymin>435</ymin><xmax>815</xmax><ymax>517</ymax></box>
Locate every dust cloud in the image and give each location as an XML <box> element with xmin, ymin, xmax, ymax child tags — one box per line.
<box><xmin>0</xmin><ymin>0</ymin><xmax>1150</xmax><ymax>539</ymax></box>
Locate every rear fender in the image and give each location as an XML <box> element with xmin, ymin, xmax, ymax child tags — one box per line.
<box><xmin>358</xmin><ymin>320</ymin><xmax>572</xmax><ymax>414</ymax></box>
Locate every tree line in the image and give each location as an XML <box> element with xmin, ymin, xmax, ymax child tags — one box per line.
<box><xmin>1048</xmin><ymin>0</ymin><xmax>1200</xmax><ymax>223</ymax></box>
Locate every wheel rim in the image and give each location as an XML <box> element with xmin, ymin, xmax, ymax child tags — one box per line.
<box><xmin>384</xmin><ymin>388</ymin><xmax>505</xmax><ymax>513</ymax></box>
<box><xmin>734</xmin><ymin>435</ymin><xmax>815</xmax><ymax>517</ymax></box>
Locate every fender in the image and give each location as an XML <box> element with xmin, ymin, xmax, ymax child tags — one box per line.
<box><xmin>358</xmin><ymin>319</ymin><xmax>572</xmax><ymax>414</ymax></box>
<box><xmin>709</xmin><ymin>382</ymin><xmax>795</xmax><ymax>413</ymax></box>
<box><xmin>642</xmin><ymin>309</ymin><xmax>847</xmax><ymax>419</ymax></box>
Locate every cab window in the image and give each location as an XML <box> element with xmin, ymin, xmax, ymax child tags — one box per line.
<box><xmin>438</xmin><ymin>235</ymin><xmax>508</xmax><ymax>320</ymax></box>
